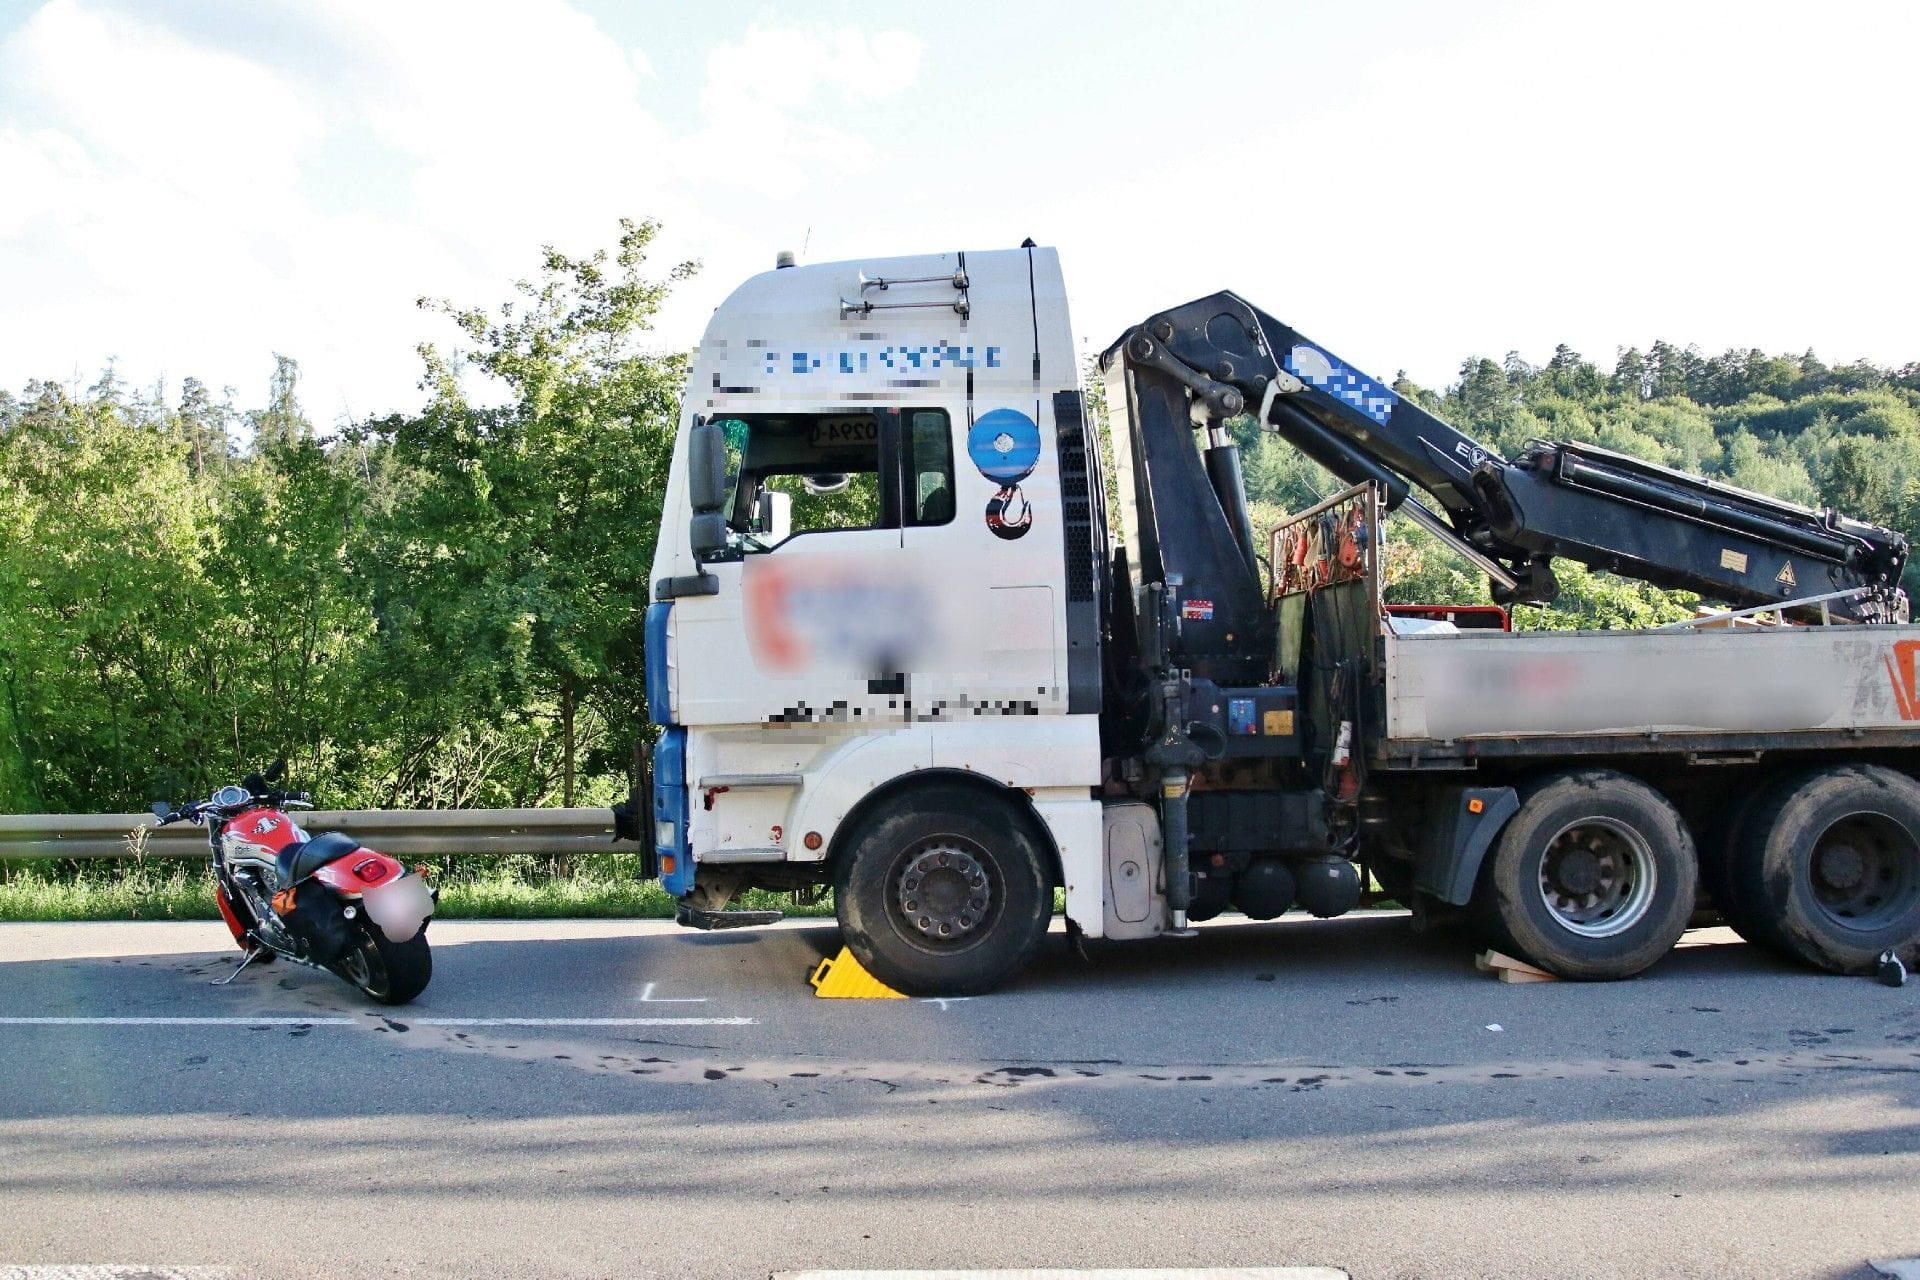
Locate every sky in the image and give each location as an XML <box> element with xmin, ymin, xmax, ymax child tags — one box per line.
<box><xmin>1</xmin><ymin>0</ymin><xmax>1917</xmax><ymax>427</ymax></box>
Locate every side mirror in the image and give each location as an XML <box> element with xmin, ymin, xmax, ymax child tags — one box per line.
<box><xmin>756</xmin><ymin>490</ymin><xmax>792</xmax><ymax>544</ymax></box>
<box><xmin>687</xmin><ymin>420</ymin><xmax>728</xmax><ymax>515</ymax></box>
<box><xmin>802</xmin><ymin>472</ymin><xmax>849</xmax><ymax>496</ymax></box>
<box><xmin>690</xmin><ymin>511</ymin><xmax>728</xmax><ymax>559</ymax></box>
<box><xmin>264</xmin><ymin>757</ymin><xmax>286</xmax><ymax>783</ymax></box>
<box><xmin>150</xmin><ymin>801</ymin><xmax>172</xmax><ymax>820</ymax></box>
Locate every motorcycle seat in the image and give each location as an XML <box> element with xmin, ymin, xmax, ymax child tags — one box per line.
<box><xmin>277</xmin><ymin>830</ymin><xmax>362</xmax><ymax>887</ymax></box>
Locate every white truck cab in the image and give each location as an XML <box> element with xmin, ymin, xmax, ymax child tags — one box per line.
<box><xmin>645</xmin><ymin>246</ymin><xmax>1109</xmax><ymax>991</ymax></box>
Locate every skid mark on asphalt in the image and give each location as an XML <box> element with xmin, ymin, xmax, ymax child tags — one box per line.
<box><xmin>378</xmin><ymin>1022</ymin><xmax>1920</xmax><ymax>1094</ymax></box>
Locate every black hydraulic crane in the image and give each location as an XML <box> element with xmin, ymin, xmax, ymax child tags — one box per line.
<box><xmin>1103</xmin><ymin>292</ymin><xmax>1910</xmax><ymax>637</ymax></box>
<box><xmin>1099</xmin><ymin>292</ymin><xmax>1913</xmax><ymax>931</ymax></box>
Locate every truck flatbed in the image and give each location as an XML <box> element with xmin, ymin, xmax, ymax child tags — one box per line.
<box><xmin>1382</xmin><ymin>623</ymin><xmax>1920</xmax><ymax>759</ymax></box>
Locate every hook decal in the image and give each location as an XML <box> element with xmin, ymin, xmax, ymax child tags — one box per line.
<box><xmin>968</xmin><ymin>407</ymin><xmax>1040</xmax><ymax>540</ymax></box>
<box><xmin>986</xmin><ymin>485</ymin><xmax>1032</xmax><ymax>540</ymax></box>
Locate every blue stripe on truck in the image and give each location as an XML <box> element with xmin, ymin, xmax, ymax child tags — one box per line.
<box><xmin>652</xmin><ymin>725</ymin><xmax>693</xmax><ymax>897</ymax></box>
<box><xmin>644</xmin><ymin>601</ymin><xmax>673</xmax><ymax>727</ymax></box>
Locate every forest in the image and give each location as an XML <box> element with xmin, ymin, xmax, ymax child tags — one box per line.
<box><xmin>5</xmin><ymin>219</ymin><xmax>1920</xmax><ymax>815</ymax></box>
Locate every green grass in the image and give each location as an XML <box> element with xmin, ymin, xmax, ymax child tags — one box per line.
<box><xmin>0</xmin><ymin>852</ymin><xmax>834</xmax><ymax>923</ymax></box>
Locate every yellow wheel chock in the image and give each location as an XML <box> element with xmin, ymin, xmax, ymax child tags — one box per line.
<box><xmin>809</xmin><ymin>946</ymin><xmax>906</xmax><ymax>998</ymax></box>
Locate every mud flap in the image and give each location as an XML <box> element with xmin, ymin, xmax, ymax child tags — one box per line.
<box><xmin>1413</xmin><ymin>785</ymin><xmax>1520</xmax><ymax>906</ymax></box>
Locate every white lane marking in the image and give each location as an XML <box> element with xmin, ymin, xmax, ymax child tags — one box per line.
<box><xmin>636</xmin><ymin>981</ymin><xmax>707</xmax><ymax>1003</ymax></box>
<box><xmin>0</xmin><ymin>1268</ymin><xmax>235</xmax><ymax>1279</ymax></box>
<box><xmin>415</xmin><ymin>1017</ymin><xmax>751</xmax><ymax>1026</ymax></box>
<box><xmin>0</xmin><ymin>1016</ymin><xmax>754</xmax><ymax>1027</ymax></box>
<box><xmin>776</xmin><ymin>1272</ymin><xmax>1348</xmax><ymax>1279</ymax></box>
<box><xmin>0</xmin><ymin>1017</ymin><xmax>356</xmax><ymax>1026</ymax></box>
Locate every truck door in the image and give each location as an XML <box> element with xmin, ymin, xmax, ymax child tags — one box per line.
<box><xmin>671</xmin><ymin>411</ymin><xmax>924</xmax><ymax>729</ymax></box>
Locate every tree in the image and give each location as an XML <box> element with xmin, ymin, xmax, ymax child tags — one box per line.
<box><xmin>249</xmin><ymin>355</ymin><xmax>310</xmax><ymax>450</ymax></box>
<box><xmin>1646</xmin><ymin>339</ymin><xmax>1697</xmax><ymax>400</ymax></box>
<box><xmin>1612</xmin><ymin>346</ymin><xmax>1649</xmax><ymax>400</ymax></box>
<box><xmin>174</xmin><ymin>376</ymin><xmax>235</xmax><ymax>476</ymax></box>
<box><xmin>365</xmin><ymin>218</ymin><xmax>695</xmax><ymax>806</ymax></box>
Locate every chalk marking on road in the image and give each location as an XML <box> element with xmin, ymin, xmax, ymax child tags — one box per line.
<box><xmin>636</xmin><ymin>981</ymin><xmax>708</xmax><ymax>1003</ymax></box>
<box><xmin>0</xmin><ymin>1016</ymin><xmax>755</xmax><ymax>1027</ymax></box>
<box><xmin>917</xmin><ymin>997</ymin><xmax>973</xmax><ymax>1010</ymax></box>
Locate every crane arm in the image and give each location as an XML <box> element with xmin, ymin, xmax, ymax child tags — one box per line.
<box><xmin>1107</xmin><ymin>292</ymin><xmax>1909</xmax><ymax>623</ymax></box>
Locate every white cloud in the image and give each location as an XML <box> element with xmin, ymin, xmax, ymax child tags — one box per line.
<box><xmin>703</xmin><ymin>24</ymin><xmax>924</xmax><ymax>110</ymax></box>
<box><xmin>687</xmin><ymin>24</ymin><xmax>926</xmax><ymax>197</ymax></box>
<box><xmin>0</xmin><ymin>3</ymin><xmax>927</xmax><ymax>422</ymax></box>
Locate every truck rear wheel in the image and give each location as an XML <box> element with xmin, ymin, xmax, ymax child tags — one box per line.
<box><xmin>1479</xmin><ymin>769</ymin><xmax>1696</xmax><ymax>980</ymax></box>
<box><xmin>833</xmin><ymin>788</ymin><xmax>1053</xmax><ymax>996</ymax></box>
<box><xmin>1727</xmin><ymin>765</ymin><xmax>1920</xmax><ymax>974</ymax></box>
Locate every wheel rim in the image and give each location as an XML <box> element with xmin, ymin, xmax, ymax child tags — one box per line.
<box><xmin>890</xmin><ymin>837</ymin><xmax>1000</xmax><ymax>950</ymax></box>
<box><xmin>1807</xmin><ymin>813</ymin><xmax>1919</xmax><ymax>931</ymax></box>
<box><xmin>1536</xmin><ymin>817</ymin><xmax>1658</xmax><ymax>938</ymax></box>
<box><xmin>335</xmin><ymin>933</ymin><xmax>390</xmax><ymax>998</ymax></box>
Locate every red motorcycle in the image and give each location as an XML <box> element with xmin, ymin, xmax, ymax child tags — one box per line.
<box><xmin>152</xmin><ymin>760</ymin><xmax>435</xmax><ymax>1004</ymax></box>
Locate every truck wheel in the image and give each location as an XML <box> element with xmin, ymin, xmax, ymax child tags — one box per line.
<box><xmin>1480</xmin><ymin>769</ymin><xmax>1696</xmax><ymax>980</ymax></box>
<box><xmin>833</xmin><ymin>788</ymin><xmax>1053</xmax><ymax>996</ymax></box>
<box><xmin>1729</xmin><ymin>765</ymin><xmax>1920</xmax><ymax>974</ymax></box>
<box><xmin>1699</xmin><ymin>784</ymin><xmax>1775</xmax><ymax>942</ymax></box>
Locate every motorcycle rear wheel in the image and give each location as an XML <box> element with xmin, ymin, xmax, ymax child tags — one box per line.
<box><xmin>330</xmin><ymin>924</ymin><xmax>432</xmax><ymax>1005</ymax></box>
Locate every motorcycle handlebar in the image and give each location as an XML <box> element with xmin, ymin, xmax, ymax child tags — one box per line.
<box><xmin>150</xmin><ymin>773</ymin><xmax>311</xmax><ymax>824</ymax></box>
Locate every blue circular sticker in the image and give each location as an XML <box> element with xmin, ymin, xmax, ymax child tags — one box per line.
<box><xmin>967</xmin><ymin>408</ymin><xmax>1041</xmax><ymax>485</ymax></box>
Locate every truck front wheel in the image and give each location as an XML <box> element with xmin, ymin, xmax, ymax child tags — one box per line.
<box><xmin>1479</xmin><ymin>769</ymin><xmax>1697</xmax><ymax>980</ymax></box>
<box><xmin>833</xmin><ymin>788</ymin><xmax>1053</xmax><ymax>996</ymax></box>
<box><xmin>1728</xmin><ymin>765</ymin><xmax>1920</xmax><ymax>974</ymax></box>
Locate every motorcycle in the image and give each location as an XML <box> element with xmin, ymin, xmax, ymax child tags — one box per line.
<box><xmin>152</xmin><ymin>760</ymin><xmax>436</xmax><ymax>1004</ymax></box>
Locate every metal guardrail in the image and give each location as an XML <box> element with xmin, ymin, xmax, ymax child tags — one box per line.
<box><xmin>0</xmin><ymin>808</ymin><xmax>620</xmax><ymax>860</ymax></box>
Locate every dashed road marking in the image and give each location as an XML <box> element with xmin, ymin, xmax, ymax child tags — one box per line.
<box><xmin>0</xmin><ymin>1017</ymin><xmax>356</xmax><ymax>1026</ymax></box>
<box><xmin>416</xmin><ymin>1017</ymin><xmax>751</xmax><ymax>1026</ymax></box>
<box><xmin>774</xmin><ymin>1270</ymin><xmax>1350</xmax><ymax>1279</ymax></box>
<box><xmin>636</xmin><ymin>981</ymin><xmax>708</xmax><ymax>1003</ymax></box>
<box><xmin>0</xmin><ymin>1268</ymin><xmax>235</xmax><ymax>1279</ymax></box>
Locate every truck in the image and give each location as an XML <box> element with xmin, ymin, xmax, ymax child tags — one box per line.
<box><xmin>628</xmin><ymin>243</ymin><xmax>1920</xmax><ymax>994</ymax></box>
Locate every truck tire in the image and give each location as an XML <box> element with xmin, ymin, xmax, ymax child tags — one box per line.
<box><xmin>1727</xmin><ymin>765</ymin><xmax>1920</xmax><ymax>974</ymax></box>
<box><xmin>833</xmin><ymin>787</ymin><xmax>1053</xmax><ymax>996</ymax></box>
<box><xmin>1699</xmin><ymin>784</ymin><xmax>1777</xmax><ymax>942</ymax></box>
<box><xmin>1479</xmin><ymin>769</ymin><xmax>1696</xmax><ymax>980</ymax></box>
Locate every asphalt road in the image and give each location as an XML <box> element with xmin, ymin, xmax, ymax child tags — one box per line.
<box><xmin>1</xmin><ymin>912</ymin><xmax>1916</xmax><ymax>1280</ymax></box>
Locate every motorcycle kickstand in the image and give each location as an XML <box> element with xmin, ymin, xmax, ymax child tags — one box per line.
<box><xmin>211</xmin><ymin>944</ymin><xmax>270</xmax><ymax>987</ymax></box>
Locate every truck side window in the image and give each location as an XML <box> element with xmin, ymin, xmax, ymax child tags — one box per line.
<box><xmin>905</xmin><ymin>409</ymin><xmax>954</xmax><ymax>527</ymax></box>
<box><xmin>767</xmin><ymin>469</ymin><xmax>882</xmax><ymax>534</ymax></box>
<box><xmin>719</xmin><ymin>414</ymin><xmax>888</xmax><ymax>549</ymax></box>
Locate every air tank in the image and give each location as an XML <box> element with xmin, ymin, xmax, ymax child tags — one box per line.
<box><xmin>1293</xmin><ymin>856</ymin><xmax>1362</xmax><ymax>918</ymax></box>
<box><xmin>1232</xmin><ymin>859</ymin><xmax>1296</xmax><ymax>921</ymax></box>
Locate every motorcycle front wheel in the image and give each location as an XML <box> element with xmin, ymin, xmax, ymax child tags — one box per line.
<box><xmin>330</xmin><ymin>924</ymin><xmax>432</xmax><ymax>1005</ymax></box>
